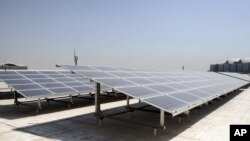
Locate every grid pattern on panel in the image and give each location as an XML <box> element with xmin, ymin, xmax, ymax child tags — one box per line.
<box><xmin>0</xmin><ymin>70</ymin><xmax>95</xmax><ymax>98</ymax></box>
<box><xmin>59</xmin><ymin>65</ymin><xmax>249</xmax><ymax>116</ymax></box>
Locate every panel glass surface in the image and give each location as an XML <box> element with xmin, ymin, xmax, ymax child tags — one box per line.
<box><xmin>147</xmin><ymin>84</ymin><xmax>177</xmax><ymax>93</ymax></box>
<box><xmin>95</xmin><ymin>78</ymin><xmax>135</xmax><ymax>88</ymax></box>
<box><xmin>117</xmin><ymin>86</ymin><xmax>162</xmax><ymax>99</ymax></box>
<box><xmin>54</xmin><ymin>78</ymin><xmax>75</xmax><ymax>82</ymax></box>
<box><xmin>49</xmin><ymin>87</ymin><xmax>76</xmax><ymax>94</ymax></box>
<box><xmin>78</xmin><ymin>71</ymin><xmax>115</xmax><ymax>78</ymax></box>
<box><xmin>93</xmin><ymin>66</ymin><xmax>119</xmax><ymax>71</ymax></box>
<box><xmin>4</xmin><ymin>79</ymin><xmax>33</xmax><ymax>85</ymax></box>
<box><xmin>144</xmin><ymin>95</ymin><xmax>189</xmax><ymax>113</ymax></box>
<box><xmin>17</xmin><ymin>71</ymin><xmax>40</xmax><ymax>75</ymax></box>
<box><xmin>63</xmin><ymin>82</ymin><xmax>83</xmax><ymax>87</ymax></box>
<box><xmin>24</xmin><ymin>75</ymin><xmax>48</xmax><ymax>79</ymax></box>
<box><xmin>62</xmin><ymin>65</ymin><xmax>97</xmax><ymax>71</ymax></box>
<box><xmin>168</xmin><ymin>83</ymin><xmax>190</xmax><ymax>90</ymax></box>
<box><xmin>0</xmin><ymin>75</ymin><xmax>25</xmax><ymax>80</ymax></box>
<box><xmin>72</xmin><ymin>86</ymin><xmax>94</xmax><ymax>92</ymax></box>
<box><xmin>0</xmin><ymin>71</ymin><xmax>17</xmax><ymax>75</ymax></box>
<box><xmin>109</xmin><ymin>72</ymin><xmax>136</xmax><ymax>78</ymax></box>
<box><xmin>148</xmin><ymin>78</ymin><xmax>169</xmax><ymax>83</ymax></box>
<box><xmin>11</xmin><ymin>84</ymin><xmax>42</xmax><ymax>91</ymax></box>
<box><xmin>19</xmin><ymin>89</ymin><xmax>53</xmax><ymax>97</ymax></box>
<box><xmin>32</xmin><ymin>79</ymin><xmax>56</xmax><ymax>83</ymax></box>
<box><xmin>40</xmin><ymin>83</ymin><xmax>65</xmax><ymax>88</ymax></box>
<box><xmin>46</xmin><ymin>74</ymin><xmax>66</xmax><ymax>78</ymax></box>
<box><xmin>126</xmin><ymin>78</ymin><xmax>155</xmax><ymax>85</ymax></box>
<box><xmin>40</xmin><ymin>71</ymin><xmax>60</xmax><ymax>75</ymax></box>
<box><xmin>169</xmin><ymin>92</ymin><xmax>203</xmax><ymax>103</ymax></box>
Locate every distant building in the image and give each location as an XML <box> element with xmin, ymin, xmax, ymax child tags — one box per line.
<box><xmin>0</xmin><ymin>63</ymin><xmax>28</xmax><ymax>70</ymax></box>
<box><xmin>210</xmin><ymin>58</ymin><xmax>250</xmax><ymax>74</ymax></box>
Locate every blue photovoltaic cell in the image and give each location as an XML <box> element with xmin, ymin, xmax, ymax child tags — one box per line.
<box><xmin>117</xmin><ymin>86</ymin><xmax>162</xmax><ymax>99</ymax></box>
<box><xmin>19</xmin><ymin>89</ymin><xmax>53</xmax><ymax>97</ymax></box>
<box><xmin>24</xmin><ymin>75</ymin><xmax>48</xmax><ymax>79</ymax></box>
<box><xmin>131</xmin><ymin>72</ymin><xmax>154</xmax><ymax>77</ymax></box>
<box><xmin>40</xmin><ymin>83</ymin><xmax>65</xmax><ymax>88</ymax></box>
<box><xmin>40</xmin><ymin>71</ymin><xmax>60</xmax><ymax>74</ymax></box>
<box><xmin>50</xmin><ymin>87</ymin><xmax>76</xmax><ymax>94</ymax></box>
<box><xmin>0</xmin><ymin>71</ymin><xmax>17</xmax><ymax>75</ymax></box>
<box><xmin>147</xmin><ymin>78</ymin><xmax>169</xmax><ymax>83</ymax></box>
<box><xmin>147</xmin><ymin>85</ymin><xmax>177</xmax><ymax>93</ymax></box>
<box><xmin>4</xmin><ymin>79</ymin><xmax>33</xmax><ymax>85</ymax></box>
<box><xmin>74</xmin><ymin>77</ymin><xmax>90</xmax><ymax>82</ymax></box>
<box><xmin>109</xmin><ymin>72</ymin><xmax>136</xmax><ymax>78</ymax></box>
<box><xmin>18</xmin><ymin>71</ymin><xmax>40</xmax><ymax>75</ymax></box>
<box><xmin>126</xmin><ymin>78</ymin><xmax>155</xmax><ymax>85</ymax></box>
<box><xmin>62</xmin><ymin>65</ymin><xmax>97</xmax><ymax>71</ymax></box>
<box><xmin>93</xmin><ymin>66</ymin><xmax>119</xmax><ymax>71</ymax></box>
<box><xmin>78</xmin><ymin>71</ymin><xmax>114</xmax><ymax>78</ymax></box>
<box><xmin>11</xmin><ymin>84</ymin><xmax>42</xmax><ymax>91</ymax></box>
<box><xmin>168</xmin><ymin>84</ymin><xmax>189</xmax><ymax>90</ymax></box>
<box><xmin>54</xmin><ymin>78</ymin><xmax>75</xmax><ymax>82</ymax></box>
<box><xmin>0</xmin><ymin>75</ymin><xmax>25</xmax><ymax>80</ymax></box>
<box><xmin>95</xmin><ymin>78</ymin><xmax>135</xmax><ymax>88</ymax></box>
<box><xmin>32</xmin><ymin>79</ymin><xmax>56</xmax><ymax>83</ymax></box>
<box><xmin>72</xmin><ymin>86</ymin><xmax>94</xmax><ymax>92</ymax></box>
<box><xmin>144</xmin><ymin>95</ymin><xmax>189</xmax><ymax>113</ymax></box>
<box><xmin>169</xmin><ymin>92</ymin><xmax>203</xmax><ymax>103</ymax></box>
<box><xmin>63</xmin><ymin>82</ymin><xmax>83</xmax><ymax>87</ymax></box>
<box><xmin>46</xmin><ymin>75</ymin><xmax>66</xmax><ymax>78</ymax></box>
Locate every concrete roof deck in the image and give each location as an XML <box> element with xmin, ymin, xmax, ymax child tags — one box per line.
<box><xmin>0</xmin><ymin>87</ymin><xmax>250</xmax><ymax>141</ymax></box>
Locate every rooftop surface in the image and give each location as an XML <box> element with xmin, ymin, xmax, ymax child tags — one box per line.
<box><xmin>0</xmin><ymin>86</ymin><xmax>250</xmax><ymax>141</ymax></box>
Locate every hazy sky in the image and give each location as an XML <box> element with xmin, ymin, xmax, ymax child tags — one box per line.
<box><xmin>0</xmin><ymin>0</ymin><xmax>250</xmax><ymax>70</ymax></box>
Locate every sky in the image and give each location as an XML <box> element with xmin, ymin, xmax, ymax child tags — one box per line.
<box><xmin>0</xmin><ymin>0</ymin><xmax>250</xmax><ymax>71</ymax></box>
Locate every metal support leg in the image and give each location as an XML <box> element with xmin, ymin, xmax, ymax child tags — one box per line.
<box><xmin>160</xmin><ymin>109</ymin><xmax>166</xmax><ymax>130</ymax></box>
<box><xmin>95</xmin><ymin>82</ymin><xmax>102</xmax><ymax>126</ymax></box>
<box><xmin>178</xmin><ymin>117</ymin><xmax>182</xmax><ymax>123</ymax></box>
<box><xmin>194</xmin><ymin>109</ymin><xmax>198</xmax><ymax>114</ymax></box>
<box><xmin>126</xmin><ymin>96</ymin><xmax>130</xmax><ymax>108</ymax></box>
<box><xmin>13</xmin><ymin>91</ymin><xmax>18</xmax><ymax>107</ymax></box>
<box><xmin>184</xmin><ymin>111</ymin><xmax>190</xmax><ymax>118</ymax></box>
<box><xmin>38</xmin><ymin>98</ymin><xmax>42</xmax><ymax>109</ymax></box>
<box><xmin>46</xmin><ymin>99</ymin><xmax>50</xmax><ymax>106</ymax></box>
<box><xmin>115</xmin><ymin>92</ymin><xmax>117</xmax><ymax>98</ymax></box>
<box><xmin>70</xmin><ymin>95</ymin><xmax>74</xmax><ymax>104</ymax></box>
<box><xmin>153</xmin><ymin>128</ymin><xmax>157</xmax><ymax>136</ymax></box>
<box><xmin>204</xmin><ymin>102</ymin><xmax>208</xmax><ymax>107</ymax></box>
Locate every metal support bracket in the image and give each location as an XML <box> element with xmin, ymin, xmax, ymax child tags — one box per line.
<box><xmin>95</xmin><ymin>82</ymin><xmax>103</xmax><ymax>126</ymax></box>
<box><xmin>126</xmin><ymin>95</ymin><xmax>130</xmax><ymax>108</ymax></box>
<box><xmin>160</xmin><ymin>109</ymin><xmax>166</xmax><ymax>130</ymax></box>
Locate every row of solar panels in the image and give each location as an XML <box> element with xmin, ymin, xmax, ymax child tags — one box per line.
<box><xmin>59</xmin><ymin>65</ymin><xmax>250</xmax><ymax>116</ymax></box>
<box><xmin>0</xmin><ymin>71</ymin><xmax>109</xmax><ymax>99</ymax></box>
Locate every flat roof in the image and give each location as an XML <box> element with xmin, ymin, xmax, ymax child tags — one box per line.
<box><xmin>0</xmin><ymin>87</ymin><xmax>249</xmax><ymax>140</ymax></box>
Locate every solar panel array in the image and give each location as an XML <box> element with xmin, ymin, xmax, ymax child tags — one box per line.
<box><xmin>0</xmin><ymin>70</ymin><xmax>105</xmax><ymax>99</ymax></box>
<box><xmin>59</xmin><ymin>65</ymin><xmax>249</xmax><ymax>116</ymax></box>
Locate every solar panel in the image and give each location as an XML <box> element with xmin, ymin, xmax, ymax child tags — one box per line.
<box><xmin>0</xmin><ymin>70</ymin><xmax>105</xmax><ymax>99</ymax></box>
<box><xmin>59</xmin><ymin>65</ymin><xmax>249</xmax><ymax>116</ymax></box>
